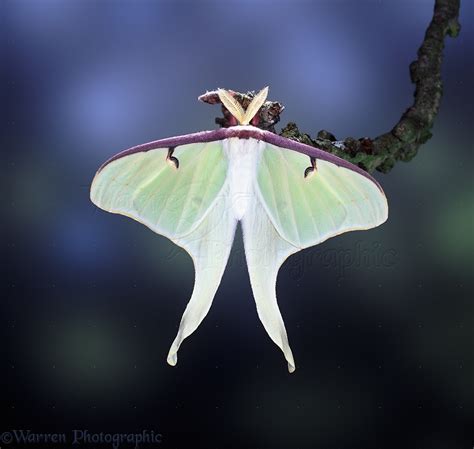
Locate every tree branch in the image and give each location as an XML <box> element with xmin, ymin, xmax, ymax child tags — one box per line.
<box><xmin>201</xmin><ymin>0</ymin><xmax>460</xmax><ymax>174</ymax></box>
<box><xmin>280</xmin><ymin>0</ymin><xmax>461</xmax><ymax>173</ymax></box>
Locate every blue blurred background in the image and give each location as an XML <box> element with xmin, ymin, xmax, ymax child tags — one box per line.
<box><xmin>3</xmin><ymin>0</ymin><xmax>473</xmax><ymax>448</ymax></box>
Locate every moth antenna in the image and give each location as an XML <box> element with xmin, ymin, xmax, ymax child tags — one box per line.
<box><xmin>217</xmin><ymin>89</ymin><xmax>246</xmax><ymax>125</ymax></box>
<box><xmin>242</xmin><ymin>86</ymin><xmax>269</xmax><ymax>125</ymax></box>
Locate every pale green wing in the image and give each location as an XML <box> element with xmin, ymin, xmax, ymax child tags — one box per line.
<box><xmin>91</xmin><ymin>141</ymin><xmax>228</xmax><ymax>239</ymax></box>
<box><xmin>91</xmin><ymin>141</ymin><xmax>237</xmax><ymax>366</ymax></box>
<box><xmin>242</xmin><ymin>142</ymin><xmax>388</xmax><ymax>372</ymax></box>
<box><xmin>255</xmin><ymin>143</ymin><xmax>388</xmax><ymax>248</ymax></box>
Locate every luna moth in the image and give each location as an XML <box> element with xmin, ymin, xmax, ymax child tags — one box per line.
<box><xmin>90</xmin><ymin>87</ymin><xmax>388</xmax><ymax>372</ymax></box>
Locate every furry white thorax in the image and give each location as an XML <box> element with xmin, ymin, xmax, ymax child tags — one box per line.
<box><xmin>223</xmin><ymin>137</ymin><xmax>265</xmax><ymax>221</ymax></box>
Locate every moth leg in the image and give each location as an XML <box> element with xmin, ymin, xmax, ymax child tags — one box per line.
<box><xmin>167</xmin><ymin>147</ymin><xmax>179</xmax><ymax>169</ymax></box>
<box><xmin>304</xmin><ymin>157</ymin><xmax>317</xmax><ymax>179</ymax></box>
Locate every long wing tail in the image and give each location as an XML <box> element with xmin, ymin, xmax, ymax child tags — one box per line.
<box><xmin>167</xmin><ymin>190</ymin><xmax>237</xmax><ymax>366</ymax></box>
<box><xmin>241</xmin><ymin>195</ymin><xmax>299</xmax><ymax>373</ymax></box>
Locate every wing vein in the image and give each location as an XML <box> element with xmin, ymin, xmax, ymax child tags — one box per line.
<box><xmin>151</xmin><ymin>146</ymin><xmax>203</xmax><ymax>228</ymax></box>
<box><xmin>277</xmin><ymin>149</ymin><xmax>301</xmax><ymax>246</ymax></box>
<box><xmin>174</xmin><ymin>143</ymin><xmax>209</xmax><ymax>234</ymax></box>
<box><xmin>281</xmin><ymin>150</ymin><xmax>321</xmax><ymax>243</ymax></box>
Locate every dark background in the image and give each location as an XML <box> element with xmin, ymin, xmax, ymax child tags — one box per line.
<box><xmin>2</xmin><ymin>1</ymin><xmax>473</xmax><ymax>448</ymax></box>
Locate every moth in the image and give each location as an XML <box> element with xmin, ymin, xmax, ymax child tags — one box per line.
<box><xmin>90</xmin><ymin>87</ymin><xmax>388</xmax><ymax>372</ymax></box>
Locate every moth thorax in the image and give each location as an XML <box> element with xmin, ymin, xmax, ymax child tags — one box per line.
<box><xmin>223</xmin><ymin>137</ymin><xmax>264</xmax><ymax>220</ymax></box>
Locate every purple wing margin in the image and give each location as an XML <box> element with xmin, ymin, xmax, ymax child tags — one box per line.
<box><xmin>97</xmin><ymin>126</ymin><xmax>383</xmax><ymax>191</ymax></box>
